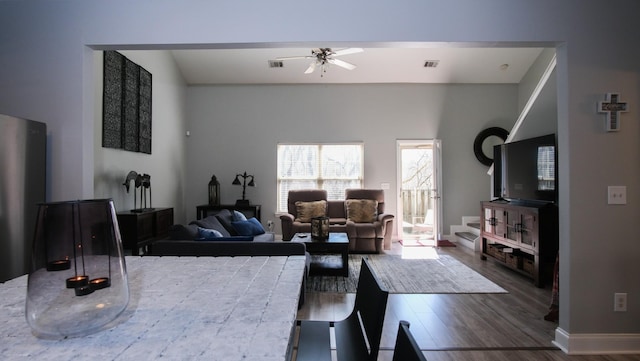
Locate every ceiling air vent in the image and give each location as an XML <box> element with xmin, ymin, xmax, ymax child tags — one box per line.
<box><xmin>268</xmin><ymin>60</ymin><xmax>284</xmax><ymax>68</ymax></box>
<box><xmin>423</xmin><ymin>60</ymin><xmax>440</xmax><ymax>68</ymax></box>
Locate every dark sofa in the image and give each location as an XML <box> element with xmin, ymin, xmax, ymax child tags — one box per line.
<box><xmin>164</xmin><ymin>208</ymin><xmax>275</xmax><ymax>243</ymax></box>
<box><xmin>148</xmin><ymin>207</ymin><xmax>308</xmax><ymax>262</ymax></box>
<box><xmin>151</xmin><ymin>239</ymin><xmax>306</xmax><ymax>257</ymax></box>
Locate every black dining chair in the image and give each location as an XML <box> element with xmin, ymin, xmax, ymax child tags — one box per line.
<box><xmin>392</xmin><ymin>320</ymin><xmax>428</xmax><ymax>361</ymax></box>
<box><xmin>296</xmin><ymin>257</ymin><xmax>389</xmax><ymax>361</ymax></box>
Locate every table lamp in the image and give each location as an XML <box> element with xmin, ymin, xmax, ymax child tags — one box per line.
<box><xmin>232</xmin><ymin>171</ymin><xmax>255</xmax><ymax>206</ymax></box>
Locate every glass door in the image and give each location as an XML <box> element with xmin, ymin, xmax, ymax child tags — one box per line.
<box><xmin>396</xmin><ymin>140</ymin><xmax>442</xmax><ymax>246</ymax></box>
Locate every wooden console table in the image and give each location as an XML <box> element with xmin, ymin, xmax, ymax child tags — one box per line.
<box><xmin>480</xmin><ymin>200</ymin><xmax>558</xmax><ymax>287</ymax></box>
<box><xmin>196</xmin><ymin>204</ymin><xmax>261</xmax><ymax>221</ymax></box>
<box><xmin>117</xmin><ymin>207</ymin><xmax>173</xmax><ymax>255</ymax></box>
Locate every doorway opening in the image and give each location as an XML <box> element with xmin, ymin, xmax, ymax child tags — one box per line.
<box><xmin>397</xmin><ymin>140</ymin><xmax>442</xmax><ymax>247</ymax></box>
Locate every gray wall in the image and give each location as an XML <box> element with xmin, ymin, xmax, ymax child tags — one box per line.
<box><xmin>184</xmin><ymin>84</ymin><xmax>517</xmax><ymax>235</ymax></box>
<box><xmin>93</xmin><ymin>50</ymin><xmax>189</xmax><ymax>223</ymax></box>
<box><xmin>0</xmin><ymin>0</ymin><xmax>639</xmax><ymax>352</ymax></box>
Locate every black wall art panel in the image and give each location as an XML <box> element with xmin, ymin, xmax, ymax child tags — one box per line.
<box><xmin>138</xmin><ymin>67</ymin><xmax>152</xmax><ymax>154</ymax></box>
<box><xmin>102</xmin><ymin>51</ymin><xmax>152</xmax><ymax>154</ymax></box>
<box><xmin>102</xmin><ymin>51</ymin><xmax>123</xmax><ymax>149</ymax></box>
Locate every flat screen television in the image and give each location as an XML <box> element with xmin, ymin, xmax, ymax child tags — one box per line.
<box><xmin>494</xmin><ymin>134</ymin><xmax>557</xmax><ymax>203</ymax></box>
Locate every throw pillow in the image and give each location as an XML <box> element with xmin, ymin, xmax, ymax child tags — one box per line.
<box><xmin>295</xmin><ymin>200</ymin><xmax>327</xmax><ymax>222</ymax></box>
<box><xmin>189</xmin><ymin>216</ymin><xmax>231</xmax><ymax>237</ymax></box>
<box><xmin>197</xmin><ymin>227</ymin><xmax>224</xmax><ymax>240</ymax></box>
<box><xmin>232</xmin><ymin>217</ymin><xmax>266</xmax><ymax>236</ymax></box>
<box><xmin>214</xmin><ymin>209</ymin><xmax>239</xmax><ymax>236</ymax></box>
<box><xmin>168</xmin><ymin>224</ymin><xmax>199</xmax><ymax>240</ymax></box>
<box><xmin>233</xmin><ymin>210</ymin><xmax>247</xmax><ymax>221</ymax></box>
<box><xmin>345</xmin><ymin>199</ymin><xmax>378</xmax><ymax>223</ymax></box>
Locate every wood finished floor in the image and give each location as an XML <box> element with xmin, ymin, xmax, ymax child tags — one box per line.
<box><xmin>296</xmin><ymin>242</ymin><xmax>640</xmax><ymax>361</ymax></box>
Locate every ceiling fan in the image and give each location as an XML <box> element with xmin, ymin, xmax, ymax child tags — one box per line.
<box><xmin>277</xmin><ymin>48</ymin><xmax>363</xmax><ymax>76</ymax></box>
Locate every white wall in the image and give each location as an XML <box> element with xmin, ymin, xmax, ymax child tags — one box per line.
<box><xmin>184</xmin><ymin>84</ymin><xmax>517</xmax><ymax>235</ymax></box>
<box><xmin>0</xmin><ymin>0</ymin><xmax>639</xmax><ymax>353</ymax></box>
<box><xmin>93</xmin><ymin>50</ymin><xmax>189</xmax><ymax>223</ymax></box>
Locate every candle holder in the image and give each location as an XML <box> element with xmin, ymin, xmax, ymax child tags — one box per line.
<box><xmin>25</xmin><ymin>199</ymin><xmax>129</xmax><ymax>339</ymax></box>
<box><xmin>311</xmin><ymin>216</ymin><xmax>330</xmax><ymax>240</ymax></box>
<box><xmin>208</xmin><ymin>175</ymin><xmax>220</xmax><ymax>205</ymax></box>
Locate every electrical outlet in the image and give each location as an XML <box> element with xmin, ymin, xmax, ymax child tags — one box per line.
<box><xmin>608</xmin><ymin>186</ymin><xmax>627</xmax><ymax>205</ymax></box>
<box><xmin>614</xmin><ymin>293</ymin><xmax>627</xmax><ymax>312</ymax></box>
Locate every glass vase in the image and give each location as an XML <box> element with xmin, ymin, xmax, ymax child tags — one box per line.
<box><xmin>25</xmin><ymin>199</ymin><xmax>129</xmax><ymax>339</ymax></box>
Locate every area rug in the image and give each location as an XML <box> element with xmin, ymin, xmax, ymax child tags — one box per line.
<box><xmin>305</xmin><ymin>254</ymin><xmax>507</xmax><ymax>294</ymax></box>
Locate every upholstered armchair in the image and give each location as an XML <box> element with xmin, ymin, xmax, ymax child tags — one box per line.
<box><xmin>280</xmin><ymin>189</ymin><xmax>328</xmax><ymax>241</ymax></box>
<box><xmin>344</xmin><ymin>189</ymin><xmax>394</xmax><ymax>253</ymax></box>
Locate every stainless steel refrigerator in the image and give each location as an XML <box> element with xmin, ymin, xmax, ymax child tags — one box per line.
<box><xmin>0</xmin><ymin>114</ymin><xmax>46</xmax><ymax>283</ymax></box>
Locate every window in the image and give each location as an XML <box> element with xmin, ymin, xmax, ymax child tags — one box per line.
<box><xmin>277</xmin><ymin>143</ymin><xmax>364</xmax><ymax>212</ymax></box>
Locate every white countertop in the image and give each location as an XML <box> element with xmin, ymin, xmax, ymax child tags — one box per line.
<box><xmin>1</xmin><ymin>255</ymin><xmax>306</xmax><ymax>361</ymax></box>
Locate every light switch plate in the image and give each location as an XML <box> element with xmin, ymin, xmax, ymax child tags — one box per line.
<box><xmin>608</xmin><ymin>186</ymin><xmax>627</xmax><ymax>205</ymax></box>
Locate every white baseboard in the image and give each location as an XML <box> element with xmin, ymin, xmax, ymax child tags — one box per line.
<box><xmin>554</xmin><ymin>327</ymin><xmax>640</xmax><ymax>354</ymax></box>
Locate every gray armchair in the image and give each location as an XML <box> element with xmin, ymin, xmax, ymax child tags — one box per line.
<box><xmin>345</xmin><ymin>189</ymin><xmax>394</xmax><ymax>253</ymax></box>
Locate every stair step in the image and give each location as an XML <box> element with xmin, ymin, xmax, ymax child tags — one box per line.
<box><xmin>455</xmin><ymin>232</ymin><xmax>478</xmax><ymax>241</ymax></box>
<box><xmin>467</xmin><ymin>222</ymin><xmax>481</xmax><ymax>230</ymax></box>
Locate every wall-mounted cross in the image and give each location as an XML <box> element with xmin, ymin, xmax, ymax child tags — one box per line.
<box><xmin>598</xmin><ymin>93</ymin><xmax>628</xmax><ymax>132</ymax></box>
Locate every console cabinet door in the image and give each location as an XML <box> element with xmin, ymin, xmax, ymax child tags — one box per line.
<box><xmin>519</xmin><ymin>211</ymin><xmax>537</xmax><ymax>249</ymax></box>
<box><xmin>494</xmin><ymin>208</ymin><xmax>505</xmax><ymax>237</ymax></box>
<box><xmin>505</xmin><ymin>208</ymin><xmax>520</xmax><ymax>242</ymax></box>
<box><xmin>482</xmin><ymin>205</ymin><xmax>505</xmax><ymax>239</ymax></box>
<box><xmin>483</xmin><ymin>206</ymin><xmax>494</xmax><ymax>235</ymax></box>
<box><xmin>505</xmin><ymin>208</ymin><xmax>537</xmax><ymax>250</ymax></box>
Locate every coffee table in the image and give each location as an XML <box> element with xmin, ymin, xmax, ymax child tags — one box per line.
<box><xmin>291</xmin><ymin>232</ymin><xmax>349</xmax><ymax>277</ymax></box>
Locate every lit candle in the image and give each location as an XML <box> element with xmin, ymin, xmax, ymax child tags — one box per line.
<box><xmin>89</xmin><ymin>277</ymin><xmax>111</xmax><ymax>290</ymax></box>
<box><xmin>66</xmin><ymin>275</ymin><xmax>89</xmax><ymax>288</ymax></box>
<box><xmin>46</xmin><ymin>260</ymin><xmax>70</xmax><ymax>271</ymax></box>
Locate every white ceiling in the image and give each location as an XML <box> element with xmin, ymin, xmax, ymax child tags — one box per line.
<box><xmin>170</xmin><ymin>47</ymin><xmax>545</xmax><ymax>85</ymax></box>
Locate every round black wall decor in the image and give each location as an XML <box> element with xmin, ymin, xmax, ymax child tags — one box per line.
<box><xmin>473</xmin><ymin>127</ymin><xmax>509</xmax><ymax>166</ymax></box>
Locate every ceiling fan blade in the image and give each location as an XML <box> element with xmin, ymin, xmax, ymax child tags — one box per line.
<box><xmin>276</xmin><ymin>55</ymin><xmax>313</xmax><ymax>61</ymax></box>
<box><xmin>328</xmin><ymin>58</ymin><xmax>356</xmax><ymax>70</ymax></box>
<box><xmin>332</xmin><ymin>48</ymin><xmax>364</xmax><ymax>57</ymax></box>
<box><xmin>304</xmin><ymin>61</ymin><xmax>317</xmax><ymax>74</ymax></box>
